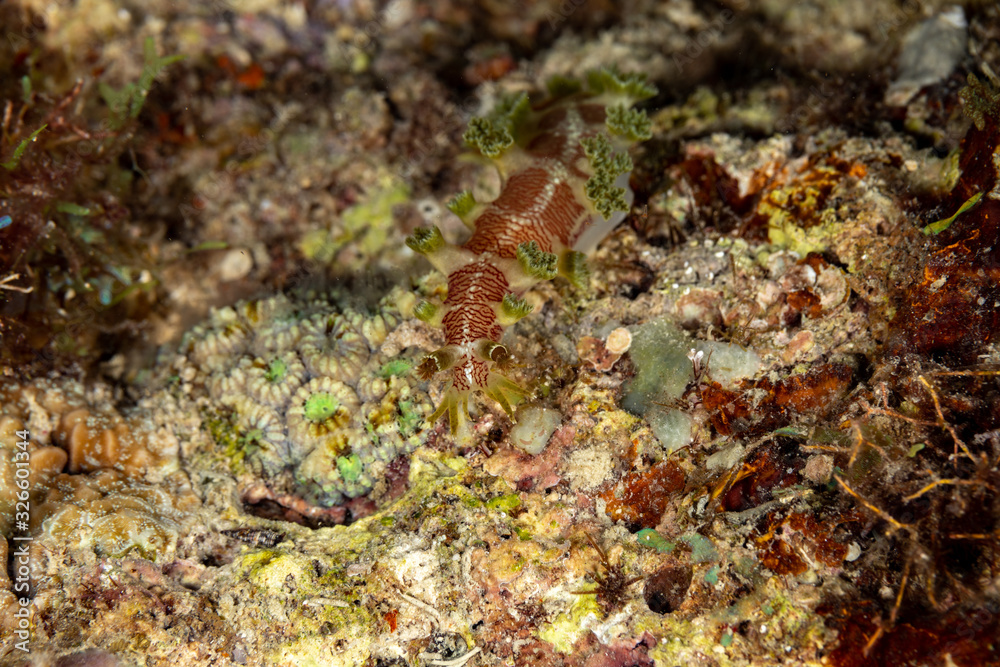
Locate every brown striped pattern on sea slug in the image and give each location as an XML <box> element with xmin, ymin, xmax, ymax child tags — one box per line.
<box><xmin>405</xmin><ymin>68</ymin><xmax>656</xmax><ymax>435</ymax></box>
<box><xmin>463</xmin><ymin>166</ymin><xmax>588</xmax><ymax>256</ymax></box>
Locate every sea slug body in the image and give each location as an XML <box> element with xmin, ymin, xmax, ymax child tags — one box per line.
<box><xmin>407</xmin><ymin>68</ymin><xmax>656</xmax><ymax>433</ymax></box>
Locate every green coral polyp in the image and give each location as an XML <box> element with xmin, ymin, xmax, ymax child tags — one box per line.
<box><xmin>242</xmin><ymin>428</ymin><xmax>264</xmax><ymax>445</ymax></box>
<box><xmin>517</xmin><ymin>241</ymin><xmax>558</xmax><ymax>280</ymax></box>
<box><xmin>303</xmin><ymin>393</ymin><xmax>340</xmax><ymax>422</ymax></box>
<box><xmin>378</xmin><ymin>359</ymin><xmax>412</xmax><ymax>378</ymax></box>
<box><xmin>336</xmin><ymin>453</ymin><xmax>363</xmax><ymax>483</ymax></box>
<box><xmin>265</xmin><ymin>357</ymin><xmax>288</xmax><ymax>383</ymax></box>
<box><xmin>397</xmin><ymin>400</ymin><xmax>423</xmax><ymax>435</ymax></box>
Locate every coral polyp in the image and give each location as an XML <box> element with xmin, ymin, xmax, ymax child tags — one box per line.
<box><xmin>245</xmin><ymin>352</ymin><xmax>307</xmax><ymax>408</ymax></box>
<box><xmin>299</xmin><ymin>311</ymin><xmax>371</xmax><ymax>382</ymax></box>
<box><xmin>184</xmin><ymin>308</ymin><xmax>251</xmax><ymax>367</ymax></box>
<box><xmin>287</xmin><ymin>378</ymin><xmax>359</xmax><ymax>446</ymax></box>
<box><xmin>231</xmin><ymin>398</ymin><xmax>288</xmax><ymax>475</ymax></box>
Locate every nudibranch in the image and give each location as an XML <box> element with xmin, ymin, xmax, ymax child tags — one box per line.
<box><xmin>407</xmin><ymin>67</ymin><xmax>656</xmax><ymax>433</ymax></box>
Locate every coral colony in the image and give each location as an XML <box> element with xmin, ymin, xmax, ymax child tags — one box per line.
<box><xmin>171</xmin><ymin>291</ymin><xmax>432</xmax><ymax>507</ymax></box>
<box><xmin>407</xmin><ymin>67</ymin><xmax>656</xmax><ymax>432</ymax></box>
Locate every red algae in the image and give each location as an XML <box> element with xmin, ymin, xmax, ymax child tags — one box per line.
<box><xmin>601</xmin><ymin>460</ymin><xmax>685</xmax><ymax>529</ymax></box>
